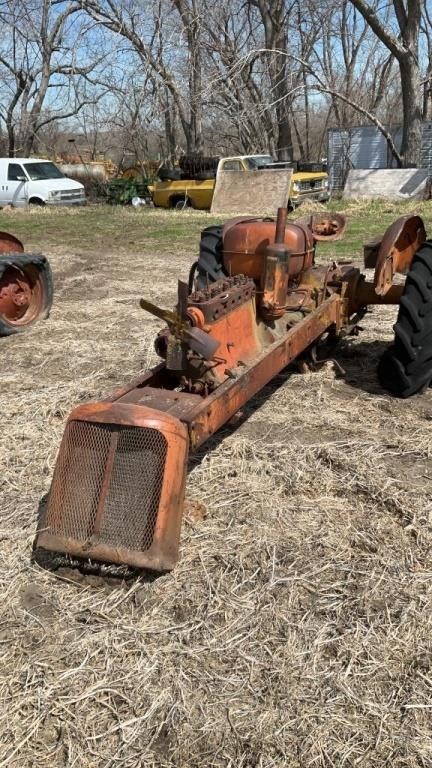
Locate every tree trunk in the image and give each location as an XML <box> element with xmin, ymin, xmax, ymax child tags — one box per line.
<box><xmin>7</xmin><ymin>122</ymin><xmax>15</xmax><ymax>157</ymax></box>
<box><xmin>349</xmin><ymin>0</ymin><xmax>423</xmax><ymax>168</ymax></box>
<box><xmin>164</xmin><ymin>93</ymin><xmax>177</xmax><ymax>161</ymax></box>
<box><xmin>253</xmin><ymin>0</ymin><xmax>294</xmax><ymax>162</ymax></box>
<box><xmin>276</xmin><ymin>108</ymin><xmax>293</xmax><ymax>161</ymax></box>
<box><xmin>399</xmin><ymin>56</ymin><xmax>422</xmax><ymax>166</ymax></box>
<box><xmin>273</xmin><ymin>16</ymin><xmax>293</xmax><ymax>160</ymax></box>
<box><xmin>172</xmin><ymin>0</ymin><xmax>203</xmax><ymax>153</ymax></box>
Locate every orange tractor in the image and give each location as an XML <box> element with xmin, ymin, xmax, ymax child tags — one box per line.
<box><xmin>34</xmin><ymin>209</ymin><xmax>430</xmax><ymax>573</ymax></box>
<box><xmin>0</xmin><ymin>232</ymin><xmax>53</xmax><ymax>335</ymax></box>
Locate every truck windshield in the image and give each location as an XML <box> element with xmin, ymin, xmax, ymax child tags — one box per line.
<box><xmin>24</xmin><ymin>162</ymin><xmax>65</xmax><ymax>181</ymax></box>
<box><xmin>246</xmin><ymin>156</ymin><xmax>274</xmax><ymax>169</ymax></box>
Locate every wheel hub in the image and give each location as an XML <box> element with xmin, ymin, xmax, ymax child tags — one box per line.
<box><xmin>0</xmin><ymin>268</ymin><xmax>34</xmax><ymax>322</ymax></box>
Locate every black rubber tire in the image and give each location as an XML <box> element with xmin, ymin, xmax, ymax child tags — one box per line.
<box><xmin>195</xmin><ymin>226</ymin><xmax>226</xmax><ymax>290</ymax></box>
<box><xmin>0</xmin><ymin>254</ymin><xmax>54</xmax><ymax>336</ymax></box>
<box><xmin>297</xmin><ymin>161</ymin><xmax>326</xmax><ymax>173</ymax></box>
<box><xmin>193</xmin><ymin>170</ymin><xmax>216</xmax><ymax>181</ymax></box>
<box><xmin>157</xmin><ymin>167</ymin><xmax>182</xmax><ymax>181</ymax></box>
<box><xmin>377</xmin><ymin>240</ymin><xmax>432</xmax><ymax>397</ymax></box>
<box><xmin>179</xmin><ymin>155</ymin><xmax>219</xmax><ymax>175</ymax></box>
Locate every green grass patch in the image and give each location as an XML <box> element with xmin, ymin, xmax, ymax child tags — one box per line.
<box><xmin>317</xmin><ymin>198</ymin><xmax>432</xmax><ymax>261</ymax></box>
<box><xmin>0</xmin><ymin>199</ymin><xmax>431</xmax><ymax>258</ymax></box>
<box><xmin>0</xmin><ymin>205</ymin><xmax>219</xmax><ymax>254</ymax></box>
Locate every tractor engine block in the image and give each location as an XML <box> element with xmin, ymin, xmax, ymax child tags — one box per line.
<box><xmin>156</xmin><ymin>275</ymin><xmax>259</xmax><ymax>394</ymax></box>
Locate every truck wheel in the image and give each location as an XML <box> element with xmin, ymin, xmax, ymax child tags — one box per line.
<box><xmin>29</xmin><ymin>197</ymin><xmax>45</xmax><ymax>206</ymax></box>
<box><xmin>377</xmin><ymin>240</ymin><xmax>432</xmax><ymax>397</ymax></box>
<box><xmin>0</xmin><ymin>256</ymin><xmax>53</xmax><ymax>335</ymax></box>
<box><xmin>172</xmin><ymin>196</ymin><xmax>191</xmax><ymax>210</ymax></box>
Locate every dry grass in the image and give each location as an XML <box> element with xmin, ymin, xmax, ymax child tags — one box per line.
<box><xmin>0</xmin><ymin>204</ymin><xmax>432</xmax><ymax>767</ymax></box>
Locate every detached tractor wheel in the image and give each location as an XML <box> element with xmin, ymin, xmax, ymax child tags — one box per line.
<box><xmin>0</xmin><ymin>256</ymin><xmax>53</xmax><ymax>335</ymax></box>
<box><xmin>378</xmin><ymin>241</ymin><xmax>432</xmax><ymax>397</ymax></box>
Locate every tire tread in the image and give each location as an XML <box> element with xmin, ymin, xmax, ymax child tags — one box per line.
<box><xmin>378</xmin><ymin>240</ymin><xmax>432</xmax><ymax>397</ymax></box>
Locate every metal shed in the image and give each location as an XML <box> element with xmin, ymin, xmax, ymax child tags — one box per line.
<box><xmin>327</xmin><ymin>122</ymin><xmax>432</xmax><ymax>190</ymax></box>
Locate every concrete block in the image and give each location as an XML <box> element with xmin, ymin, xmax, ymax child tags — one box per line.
<box><xmin>343</xmin><ymin>169</ymin><xmax>430</xmax><ymax>199</ymax></box>
<box><xmin>210</xmin><ymin>169</ymin><xmax>292</xmax><ymax>215</ymax></box>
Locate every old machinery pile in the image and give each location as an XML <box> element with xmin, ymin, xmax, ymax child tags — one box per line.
<box><xmin>34</xmin><ymin>209</ymin><xmax>431</xmax><ymax>573</ymax></box>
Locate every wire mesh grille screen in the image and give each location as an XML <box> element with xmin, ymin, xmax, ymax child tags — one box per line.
<box><xmin>43</xmin><ymin>420</ymin><xmax>167</xmax><ymax>552</ymax></box>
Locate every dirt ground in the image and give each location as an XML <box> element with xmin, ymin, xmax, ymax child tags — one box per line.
<box><xmin>0</xmin><ymin>205</ymin><xmax>431</xmax><ymax>767</ymax></box>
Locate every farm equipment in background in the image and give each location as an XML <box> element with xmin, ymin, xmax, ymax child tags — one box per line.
<box><xmin>0</xmin><ymin>232</ymin><xmax>53</xmax><ymax>335</ymax></box>
<box><xmin>105</xmin><ymin>178</ymin><xmax>153</xmax><ymax>206</ymax></box>
<box><xmin>56</xmin><ymin>157</ymin><xmax>117</xmax><ymax>183</ymax></box>
<box><xmin>34</xmin><ymin>210</ymin><xmax>431</xmax><ymax>573</ymax></box>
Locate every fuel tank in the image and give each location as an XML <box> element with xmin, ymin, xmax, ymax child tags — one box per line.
<box><xmin>222</xmin><ymin>218</ymin><xmax>315</xmax><ymax>281</ymax></box>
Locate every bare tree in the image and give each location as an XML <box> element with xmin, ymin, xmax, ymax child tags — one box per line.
<box><xmin>421</xmin><ymin>2</ymin><xmax>432</xmax><ymax>119</ymax></box>
<box><xmin>203</xmin><ymin>0</ymin><xmax>278</xmax><ymax>154</ymax></box>
<box><xmin>0</xmin><ymin>0</ymin><xmax>106</xmax><ymax>156</ymax></box>
<box><xmin>172</xmin><ymin>0</ymin><xmax>203</xmax><ymax>152</ymax></box>
<box><xmin>317</xmin><ymin>1</ymin><xmax>398</xmax><ymax>129</ymax></box>
<box><xmin>1</xmin><ymin>0</ymin><xmax>425</xmax><ymax>170</ymax></box>
<box><xmin>247</xmin><ymin>0</ymin><xmax>294</xmax><ymax>160</ymax></box>
<box><xmin>202</xmin><ymin>0</ymin><xmax>322</xmax><ymax>159</ymax></box>
<box><xmin>349</xmin><ymin>0</ymin><xmax>424</xmax><ymax>166</ymax></box>
<box><xmin>83</xmin><ymin>0</ymin><xmax>206</xmax><ymax>154</ymax></box>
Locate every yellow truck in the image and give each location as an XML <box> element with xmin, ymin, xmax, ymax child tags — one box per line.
<box><xmin>150</xmin><ymin>154</ymin><xmax>329</xmax><ymax>210</ymax></box>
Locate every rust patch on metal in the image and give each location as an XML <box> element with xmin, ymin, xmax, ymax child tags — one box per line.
<box><xmin>0</xmin><ymin>231</ymin><xmax>24</xmax><ymax>253</ymax></box>
<box><xmin>34</xmin><ymin>212</ymin><xmax>429</xmax><ymax>575</ymax></box>
<box><xmin>0</xmin><ymin>263</ymin><xmax>45</xmax><ymax>326</ymax></box>
<box><xmin>188</xmin><ymin>275</ymin><xmax>255</xmax><ymax>323</ymax></box>
<box><xmin>294</xmin><ymin>212</ymin><xmax>347</xmax><ymax>241</ymax></box>
<box><xmin>35</xmin><ymin>404</ymin><xmax>189</xmax><ymax>572</ymax></box>
<box><xmin>374</xmin><ymin>215</ymin><xmax>426</xmax><ymax>295</ymax></box>
<box><xmin>222</xmin><ymin>215</ymin><xmax>314</xmax><ymax>282</ymax></box>
<box><xmin>185</xmin><ymin>295</ymin><xmax>340</xmax><ymax>447</ymax></box>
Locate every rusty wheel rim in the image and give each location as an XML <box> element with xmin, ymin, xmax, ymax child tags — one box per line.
<box><xmin>0</xmin><ymin>264</ymin><xmax>44</xmax><ymax>326</ymax></box>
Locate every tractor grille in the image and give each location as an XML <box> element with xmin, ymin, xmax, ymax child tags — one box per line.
<box><xmin>43</xmin><ymin>420</ymin><xmax>167</xmax><ymax>552</ymax></box>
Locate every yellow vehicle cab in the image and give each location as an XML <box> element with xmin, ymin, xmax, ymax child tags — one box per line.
<box><xmin>150</xmin><ymin>155</ymin><xmax>329</xmax><ymax>210</ymax></box>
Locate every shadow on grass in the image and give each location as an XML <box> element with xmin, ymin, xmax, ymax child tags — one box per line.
<box><xmin>190</xmin><ymin>337</ymin><xmax>397</xmax><ymax>469</ymax></box>
<box><xmin>335</xmin><ymin>338</ymin><xmax>391</xmax><ymax>396</ymax></box>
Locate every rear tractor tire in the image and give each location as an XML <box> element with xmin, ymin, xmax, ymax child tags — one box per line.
<box><xmin>194</xmin><ymin>225</ymin><xmax>226</xmax><ymax>289</ymax></box>
<box><xmin>378</xmin><ymin>241</ymin><xmax>432</xmax><ymax>397</ymax></box>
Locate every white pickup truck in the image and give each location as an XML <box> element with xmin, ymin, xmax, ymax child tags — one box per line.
<box><xmin>0</xmin><ymin>158</ymin><xmax>86</xmax><ymax>207</ymax></box>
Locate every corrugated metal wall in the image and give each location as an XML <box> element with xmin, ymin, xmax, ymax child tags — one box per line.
<box><xmin>327</xmin><ymin>129</ymin><xmax>350</xmax><ymax>189</ymax></box>
<box><xmin>421</xmin><ymin>122</ymin><xmax>432</xmax><ymax>172</ymax></box>
<box><xmin>328</xmin><ymin>122</ymin><xmax>432</xmax><ymax>190</ymax></box>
